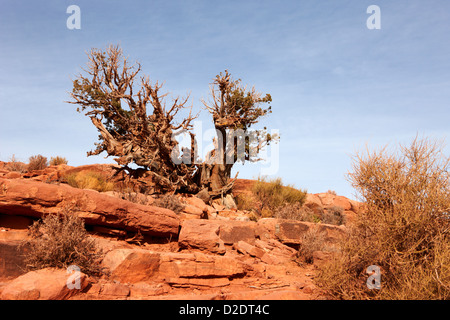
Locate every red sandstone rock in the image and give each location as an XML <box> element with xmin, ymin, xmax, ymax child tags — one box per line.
<box><xmin>178</xmin><ymin>219</ymin><xmax>225</xmax><ymax>254</ymax></box>
<box><xmin>100</xmin><ymin>282</ymin><xmax>130</xmax><ymax>297</ymax></box>
<box><xmin>234</xmin><ymin>241</ymin><xmax>265</xmax><ymax>259</ymax></box>
<box><xmin>232</xmin><ymin>179</ymin><xmax>255</xmax><ymax>196</ymax></box>
<box><xmin>304</xmin><ymin>194</ymin><xmax>323</xmax><ymax>212</ymax></box>
<box><xmin>0</xmin><ymin>238</ymin><xmax>28</xmax><ymax>279</ymax></box>
<box><xmin>183</xmin><ymin>196</ymin><xmax>208</xmax><ymax>213</ymax></box>
<box><xmin>333</xmin><ymin>196</ymin><xmax>352</xmax><ymax>210</ymax></box>
<box><xmin>181</xmin><ymin>204</ymin><xmax>204</xmax><ymax>216</ymax></box>
<box><xmin>312</xmin><ymin>250</ymin><xmax>337</xmax><ymax>268</ymax></box>
<box><xmin>255</xmin><ymin>239</ymin><xmax>297</xmax><ymax>259</ymax></box>
<box><xmin>158</xmin><ymin>252</ymin><xmax>247</xmax><ymax>279</ymax></box>
<box><xmin>101</xmin><ymin>249</ymin><xmax>160</xmax><ymax>283</ymax></box>
<box><xmin>317</xmin><ymin>193</ymin><xmax>336</xmax><ymax>207</ymax></box>
<box><xmin>0</xmin><ymin>178</ymin><xmax>179</xmax><ymax>238</ymax></box>
<box><xmin>165</xmin><ymin>277</ymin><xmax>230</xmax><ymax>288</ymax></box>
<box><xmin>4</xmin><ymin>172</ymin><xmax>21</xmax><ymax>179</ymax></box>
<box><xmin>218</xmin><ymin>220</ymin><xmax>256</xmax><ymax>245</ymax></box>
<box><xmin>129</xmin><ymin>282</ymin><xmax>167</xmax><ymax>297</ymax></box>
<box><xmin>0</xmin><ymin>172</ymin><xmax>359</xmax><ymax>301</ymax></box>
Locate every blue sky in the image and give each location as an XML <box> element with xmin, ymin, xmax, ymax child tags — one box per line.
<box><xmin>1</xmin><ymin>0</ymin><xmax>450</xmax><ymax>200</ymax></box>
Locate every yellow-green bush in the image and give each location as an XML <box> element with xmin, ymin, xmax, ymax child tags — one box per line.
<box><xmin>253</xmin><ymin>176</ymin><xmax>307</xmax><ymax>217</ymax></box>
<box><xmin>316</xmin><ymin>137</ymin><xmax>450</xmax><ymax>299</ymax></box>
<box><xmin>64</xmin><ymin>171</ymin><xmax>114</xmax><ymax>192</ymax></box>
<box><xmin>234</xmin><ymin>193</ymin><xmax>257</xmax><ymax>211</ymax></box>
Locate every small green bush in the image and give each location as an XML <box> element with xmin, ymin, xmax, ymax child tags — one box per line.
<box><xmin>28</xmin><ymin>154</ymin><xmax>49</xmax><ymax>171</ymax></box>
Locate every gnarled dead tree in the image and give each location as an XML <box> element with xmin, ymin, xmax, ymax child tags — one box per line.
<box><xmin>68</xmin><ymin>45</ymin><xmax>199</xmax><ymax>193</ymax></box>
<box><xmin>200</xmin><ymin>70</ymin><xmax>277</xmax><ymax>194</ymax></box>
<box><xmin>68</xmin><ymin>45</ymin><xmax>277</xmax><ymax>198</ymax></box>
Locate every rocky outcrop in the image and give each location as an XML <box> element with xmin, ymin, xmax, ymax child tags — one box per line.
<box><xmin>0</xmin><ymin>168</ymin><xmax>360</xmax><ymax>301</ymax></box>
<box><xmin>0</xmin><ymin>178</ymin><xmax>179</xmax><ymax>238</ymax></box>
<box><xmin>0</xmin><ymin>268</ymin><xmax>88</xmax><ymax>300</ymax></box>
<box><xmin>158</xmin><ymin>252</ymin><xmax>247</xmax><ymax>282</ymax></box>
<box><xmin>101</xmin><ymin>249</ymin><xmax>161</xmax><ymax>283</ymax></box>
<box><xmin>177</xmin><ymin>219</ymin><xmax>259</xmax><ymax>254</ymax></box>
<box><xmin>304</xmin><ymin>192</ymin><xmax>363</xmax><ymax>224</ymax></box>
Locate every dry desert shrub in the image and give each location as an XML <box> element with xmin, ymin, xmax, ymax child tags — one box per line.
<box><xmin>28</xmin><ymin>154</ymin><xmax>49</xmax><ymax>171</ymax></box>
<box><xmin>64</xmin><ymin>171</ymin><xmax>114</xmax><ymax>192</ymax></box>
<box><xmin>274</xmin><ymin>203</ymin><xmax>305</xmax><ymax>220</ymax></box>
<box><xmin>274</xmin><ymin>203</ymin><xmax>317</xmax><ymax>222</ymax></box>
<box><xmin>316</xmin><ymin>136</ymin><xmax>450</xmax><ymax>299</ymax></box>
<box><xmin>297</xmin><ymin>226</ymin><xmax>328</xmax><ymax>264</ymax></box>
<box><xmin>5</xmin><ymin>154</ymin><xmax>27</xmax><ymax>173</ymax></box>
<box><xmin>49</xmin><ymin>156</ymin><xmax>68</xmax><ymax>166</ymax></box>
<box><xmin>234</xmin><ymin>193</ymin><xmax>257</xmax><ymax>212</ymax></box>
<box><xmin>322</xmin><ymin>206</ymin><xmax>346</xmax><ymax>226</ymax></box>
<box><xmin>274</xmin><ymin>203</ymin><xmax>345</xmax><ymax>225</ymax></box>
<box><xmin>20</xmin><ymin>211</ymin><xmax>103</xmax><ymax>276</ymax></box>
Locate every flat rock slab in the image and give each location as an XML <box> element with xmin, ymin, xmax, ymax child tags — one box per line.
<box><xmin>178</xmin><ymin>219</ymin><xmax>257</xmax><ymax>254</ymax></box>
<box><xmin>0</xmin><ymin>178</ymin><xmax>179</xmax><ymax>238</ymax></box>
<box><xmin>0</xmin><ymin>239</ymin><xmax>28</xmax><ymax>279</ymax></box>
<box><xmin>101</xmin><ymin>248</ymin><xmax>249</xmax><ymax>285</ymax></box>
